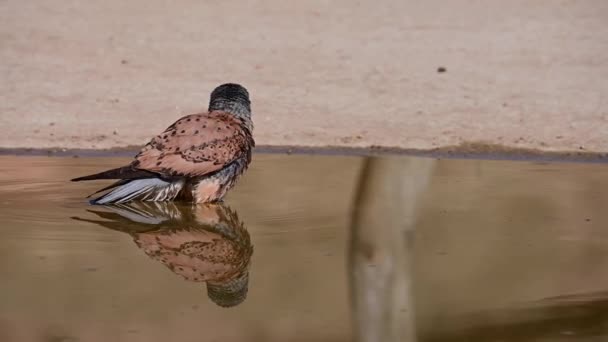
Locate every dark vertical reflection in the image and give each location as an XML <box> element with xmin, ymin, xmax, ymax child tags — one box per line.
<box><xmin>349</xmin><ymin>156</ymin><xmax>435</xmax><ymax>342</ymax></box>
<box><xmin>73</xmin><ymin>202</ymin><xmax>253</xmax><ymax>308</ymax></box>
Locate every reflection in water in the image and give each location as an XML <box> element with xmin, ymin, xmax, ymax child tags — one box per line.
<box><xmin>349</xmin><ymin>156</ymin><xmax>435</xmax><ymax>342</ymax></box>
<box><xmin>348</xmin><ymin>157</ymin><xmax>608</xmax><ymax>341</ymax></box>
<box><xmin>2</xmin><ymin>155</ymin><xmax>608</xmax><ymax>341</ymax></box>
<box><xmin>425</xmin><ymin>291</ymin><xmax>608</xmax><ymax>341</ymax></box>
<box><xmin>73</xmin><ymin>202</ymin><xmax>253</xmax><ymax>308</ymax></box>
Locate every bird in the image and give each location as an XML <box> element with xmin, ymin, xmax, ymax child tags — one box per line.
<box><xmin>72</xmin><ymin>201</ymin><xmax>253</xmax><ymax>308</ymax></box>
<box><xmin>71</xmin><ymin>83</ymin><xmax>255</xmax><ymax>204</ymax></box>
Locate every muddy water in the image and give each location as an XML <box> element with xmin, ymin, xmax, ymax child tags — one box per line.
<box><xmin>0</xmin><ymin>154</ymin><xmax>607</xmax><ymax>342</ymax></box>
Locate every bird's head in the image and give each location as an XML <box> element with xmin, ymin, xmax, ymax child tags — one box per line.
<box><xmin>206</xmin><ymin>271</ymin><xmax>250</xmax><ymax>308</ymax></box>
<box><xmin>208</xmin><ymin>83</ymin><xmax>251</xmax><ymax>120</ymax></box>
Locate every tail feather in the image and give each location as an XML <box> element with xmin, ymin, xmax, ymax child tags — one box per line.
<box><xmin>90</xmin><ymin>178</ymin><xmax>185</xmax><ymax>205</ymax></box>
<box><xmin>86</xmin><ymin>180</ymin><xmax>129</xmax><ymax>198</ymax></box>
<box><xmin>71</xmin><ymin>166</ymin><xmax>158</xmax><ymax>182</ymax></box>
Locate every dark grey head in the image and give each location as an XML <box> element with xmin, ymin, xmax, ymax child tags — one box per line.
<box><xmin>208</xmin><ymin>83</ymin><xmax>251</xmax><ymax>120</ymax></box>
<box><xmin>206</xmin><ymin>271</ymin><xmax>249</xmax><ymax>308</ymax></box>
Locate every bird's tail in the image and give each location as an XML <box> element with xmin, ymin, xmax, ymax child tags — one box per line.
<box><xmin>71</xmin><ymin>165</ymin><xmax>158</xmax><ymax>182</ymax></box>
<box><xmin>90</xmin><ymin>178</ymin><xmax>186</xmax><ymax>205</ymax></box>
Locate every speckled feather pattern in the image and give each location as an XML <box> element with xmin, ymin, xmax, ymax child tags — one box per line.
<box><xmin>134</xmin><ymin>111</ymin><xmax>253</xmax><ymax>203</ymax></box>
<box><xmin>72</xmin><ymin>83</ymin><xmax>254</xmax><ymax>204</ymax></box>
<box><xmin>73</xmin><ymin>202</ymin><xmax>253</xmax><ymax>307</ymax></box>
<box><xmin>131</xmin><ymin>204</ymin><xmax>253</xmax><ymax>284</ymax></box>
<box><xmin>135</xmin><ymin>111</ymin><xmax>253</xmax><ymax>177</ymax></box>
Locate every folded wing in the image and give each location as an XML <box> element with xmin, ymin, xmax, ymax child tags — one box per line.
<box><xmin>134</xmin><ymin>111</ymin><xmax>253</xmax><ymax>178</ymax></box>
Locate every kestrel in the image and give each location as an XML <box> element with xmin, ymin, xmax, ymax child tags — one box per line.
<box><xmin>71</xmin><ymin>83</ymin><xmax>254</xmax><ymax>204</ymax></box>
<box><xmin>73</xmin><ymin>202</ymin><xmax>253</xmax><ymax>308</ymax></box>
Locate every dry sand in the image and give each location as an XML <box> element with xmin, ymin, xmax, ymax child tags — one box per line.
<box><xmin>1</xmin><ymin>0</ymin><xmax>607</xmax><ymax>154</ymax></box>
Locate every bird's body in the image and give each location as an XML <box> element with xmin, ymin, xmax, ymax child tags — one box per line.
<box><xmin>72</xmin><ymin>84</ymin><xmax>254</xmax><ymax>204</ymax></box>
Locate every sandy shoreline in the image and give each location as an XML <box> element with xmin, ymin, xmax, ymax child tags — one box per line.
<box><xmin>2</xmin><ymin>1</ymin><xmax>607</xmax><ymax>153</ymax></box>
<box><xmin>2</xmin><ymin>143</ymin><xmax>607</xmax><ymax>164</ymax></box>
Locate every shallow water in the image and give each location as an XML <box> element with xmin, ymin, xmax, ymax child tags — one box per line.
<box><xmin>0</xmin><ymin>154</ymin><xmax>607</xmax><ymax>342</ymax></box>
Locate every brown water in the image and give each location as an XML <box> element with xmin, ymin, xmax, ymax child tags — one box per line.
<box><xmin>0</xmin><ymin>154</ymin><xmax>607</xmax><ymax>342</ymax></box>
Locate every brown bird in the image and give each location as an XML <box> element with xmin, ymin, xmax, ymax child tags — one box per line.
<box><xmin>72</xmin><ymin>202</ymin><xmax>253</xmax><ymax>308</ymax></box>
<box><xmin>71</xmin><ymin>83</ymin><xmax>254</xmax><ymax>204</ymax></box>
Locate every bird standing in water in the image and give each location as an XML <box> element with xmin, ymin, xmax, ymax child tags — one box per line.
<box><xmin>71</xmin><ymin>83</ymin><xmax>254</xmax><ymax>204</ymax></box>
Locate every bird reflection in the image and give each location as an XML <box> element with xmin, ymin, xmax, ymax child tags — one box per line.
<box><xmin>73</xmin><ymin>202</ymin><xmax>253</xmax><ymax>308</ymax></box>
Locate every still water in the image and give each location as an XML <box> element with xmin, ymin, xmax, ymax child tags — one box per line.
<box><xmin>0</xmin><ymin>154</ymin><xmax>607</xmax><ymax>342</ymax></box>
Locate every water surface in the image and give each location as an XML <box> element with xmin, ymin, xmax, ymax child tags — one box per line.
<box><xmin>0</xmin><ymin>154</ymin><xmax>607</xmax><ymax>341</ymax></box>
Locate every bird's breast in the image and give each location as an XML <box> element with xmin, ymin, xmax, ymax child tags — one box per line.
<box><xmin>192</xmin><ymin>179</ymin><xmax>224</xmax><ymax>203</ymax></box>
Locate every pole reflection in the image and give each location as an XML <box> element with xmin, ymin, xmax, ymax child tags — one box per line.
<box><xmin>349</xmin><ymin>156</ymin><xmax>435</xmax><ymax>342</ymax></box>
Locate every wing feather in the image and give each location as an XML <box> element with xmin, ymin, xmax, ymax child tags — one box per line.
<box><xmin>134</xmin><ymin>111</ymin><xmax>253</xmax><ymax>177</ymax></box>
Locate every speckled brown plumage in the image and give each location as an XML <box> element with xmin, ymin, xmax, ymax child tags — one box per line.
<box><xmin>72</xmin><ymin>202</ymin><xmax>253</xmax><ymax>307</ymax></box>
<box><xmin>71</xmin><ymin>83</ymin><xmax>254</xmax><ymax>204</ymax></box>
<box><xmin>135</xmin><ymin>111</ymin><xmax>254</xmax><ymax>177</ymax></box>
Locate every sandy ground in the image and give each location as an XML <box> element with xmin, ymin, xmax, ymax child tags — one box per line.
<box><xmin>1</xmin><ymin>0</ymin><xmax>607</xmax><ymax>153</ymax></box>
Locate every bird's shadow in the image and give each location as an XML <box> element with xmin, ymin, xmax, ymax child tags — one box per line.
<box><xmin>72</xmin><ymin>201</ymin><xmax>253</xmax><ymax>308</ymax></box>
